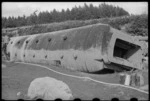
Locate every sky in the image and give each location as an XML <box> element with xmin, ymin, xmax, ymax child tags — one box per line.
<box><xmin>2</xmin><ymin>2</ymin><xmax>148</xmax><ymax>18</ymax></box>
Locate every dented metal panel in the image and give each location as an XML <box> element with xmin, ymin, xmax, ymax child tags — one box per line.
<box><xmin>7</xmin><ymin>23</ymin><xmax>143</xmax><ymax>72</ymax></box>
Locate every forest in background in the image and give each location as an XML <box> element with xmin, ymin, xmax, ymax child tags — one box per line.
<box><xmin>2</xmin><ymin>3</ymin><xmax>148</xmax><ymax>37</ymax></box>
<box><xmin>2</xmin><ymin>3</ymin><xmax>129</xmax><ymax>28</ymax></box>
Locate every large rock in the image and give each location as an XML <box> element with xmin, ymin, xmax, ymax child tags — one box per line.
<box><xmin>27</xmin><ymin>77</ymin><xmax>73</xmax><ymax>100</ymax></box>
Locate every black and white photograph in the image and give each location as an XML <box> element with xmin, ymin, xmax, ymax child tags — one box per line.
<box><xmin>2</xmin><ymin>2</ymin><xmax>148</xmax><ymax>100</ymax></box>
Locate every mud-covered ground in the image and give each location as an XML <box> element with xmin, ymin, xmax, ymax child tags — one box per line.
<box><xmin>2</xmin><ymin>61</ymin><xmax>148</xmax><ymax>100</ymax></box>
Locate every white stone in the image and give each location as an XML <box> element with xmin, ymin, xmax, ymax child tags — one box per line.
<box><xmin>17</xmin><ymin>92</ymin><xmax>21</xmax><ymax>96</ymax></box>
<box><xmin>139</xmin><ymin>85</ymin><xmax>148</xmax><ymax>91</ymax></box>
<box><xmin>27</xmin><ymin>77</ymin><xmax>73</xmax><ymax>100</ymax></box>
<box><xmin>2</xmin><ymin>64</ymin><xmax>6</xmax><ymax>68</ymax></box>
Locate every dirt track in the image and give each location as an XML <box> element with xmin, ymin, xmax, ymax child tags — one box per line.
<box><xmin>2</xmin><ymin>61</ymin><xmax>148</xmax><ymax>100</ymax></box>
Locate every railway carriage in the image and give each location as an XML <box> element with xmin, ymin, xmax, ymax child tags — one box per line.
<box><xmin>7</xmin><ymin>24</ymin><xmax>144</xmax><ymax>72</ymax></box>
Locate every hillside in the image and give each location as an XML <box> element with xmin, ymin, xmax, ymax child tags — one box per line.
<box><xmin>2</xmin><ymin>61</ymin><xmax>148</xmax><ymax>100</ymax></box>
<box><xmin>2</xmin><ymin>14</ymin><xmax>148</xmax><ymax>37</ymax></box>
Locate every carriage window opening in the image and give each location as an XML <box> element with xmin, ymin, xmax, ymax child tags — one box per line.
<box><xmin>36</xmin><ymin>40</ymin><xmax>39</xmax><ymax>43</ymax></box>
<box><xmin>113</xmin><ymin>39</ymin><xmax>140</xmax><ymax>59</ymax></box>
<box><xmin>63</xmin><ymin>36</ymin><xmax>67</xmax><ymax>41</ymax></box>
<box><xmin>48</xmin><ymin>38</ymin><xmax>51</xmax><ymax>42</ymax></box>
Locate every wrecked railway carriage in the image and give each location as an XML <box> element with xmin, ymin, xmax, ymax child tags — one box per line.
<box><xmin>7</xmin><ymin>24</ymin><xmax>144</xmax><ymax>72</ymax></box>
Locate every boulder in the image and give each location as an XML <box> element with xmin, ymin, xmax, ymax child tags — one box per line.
<box><xmin>27</xmin><ymin>77</ymin><xmax>73</xmax><ymax>100</ymax></box>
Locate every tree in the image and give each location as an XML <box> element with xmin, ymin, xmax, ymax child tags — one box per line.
<box><xmin>65</xmin><ymin>8</ymin><xmax>71</xmax><ymax>20</ymax></box>
<box><xmin>37</xmin><ymin>11</ymin><xmax>52</xmax><ymax>24</ymax></box>
<box><xmin>51</xmin><ymin>9</ymin><xmax>60</xmax><ymax>22</ymax></box>
<box><xmin>27</xmin><ymin>10</ymin><xmax>38</xmax><ymax>25</ymax></box>
<box><xmin>2</xmin><ymin>17</ymin><xmax>7</xmax><ymax>28</ymax></box>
